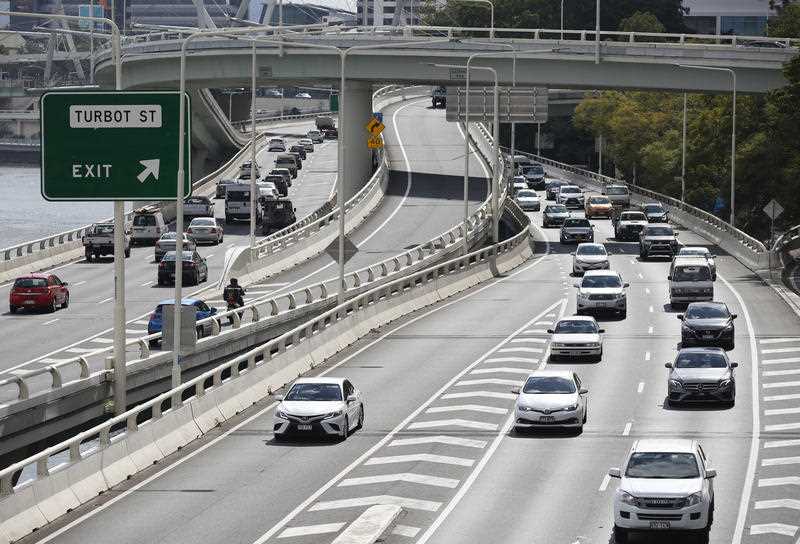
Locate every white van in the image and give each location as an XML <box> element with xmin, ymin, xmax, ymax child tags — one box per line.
<box><xmin>225</xmin><ymin>185</ymin><xmax>262</xmax><ymax>225</ymax></box>
<box><xmin>668</xmin><ymin>256</ymin><xmax>714</xmax><ymax>305</ymax></box>
<box><xmin>131</xmin><ymin>208</ymin><xmax>167</xmax><ymax>245</ymax></box>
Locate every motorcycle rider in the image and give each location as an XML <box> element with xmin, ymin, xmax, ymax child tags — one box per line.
<box><xmin>223</xmin><ymin>278</ymin><xmax>246</xmax><ymax>323</ymax></box>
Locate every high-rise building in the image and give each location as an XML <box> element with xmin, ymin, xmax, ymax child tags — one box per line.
<box><xmin>684</xmin><ymin>0</ymin><xmax>776</xmax><ymax>36</ymax></box>
<box><xmin>260</xmin><ymin>2</ymin><xmax>355</xmax><ymax>26</ymax></box>
<box><xmin>356</xmin><ymin>0</ymin><xmax>420</xmax><ymax>26</ymax></box>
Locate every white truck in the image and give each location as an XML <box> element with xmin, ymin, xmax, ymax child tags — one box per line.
<box><xmin>82</xmin><ymin>222</ymin><xmax>131</xmax><ymax>261</ymax></box>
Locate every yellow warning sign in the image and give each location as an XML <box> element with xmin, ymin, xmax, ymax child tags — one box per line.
<box><xmin>367</xmin><ymin>135</ymin><xmax>384</xmax><ymax>149</ymax></box>
<box><xmin>366</xmin><ymin>117</ymin><xmax>385</xmax><ymax>136</ymax></box>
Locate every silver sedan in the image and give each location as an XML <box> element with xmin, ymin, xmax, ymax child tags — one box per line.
<box><xmin>187</xmin><ymin>217</ymin><xmax>223</xmax><ymax>245</ymax></box>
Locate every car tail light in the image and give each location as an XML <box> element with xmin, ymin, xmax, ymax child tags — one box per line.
<box><xmin>159</xmin><ymin>261</ymin><xmax>167</xmax><ymax>268</ymax></box>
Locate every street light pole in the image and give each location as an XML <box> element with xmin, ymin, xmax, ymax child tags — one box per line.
<box><xmin>681</xmin><ymin>92</ymin><xmax>687</xmax><ymax>203</ymax></box>
<box><xmin>677</xmin><ymin>64</ymin><xmax>737</xmax><ymax>225</ymax></box>
<box><xmin>250</xmin><ymin>41</ymin><xmax>257</xmax><ymax>250</ymax></box>
<box><xmin>560</xmin><ymin>0</ymin><xmax>564</xmax><ymax>40</ymax></box>
<box><xmin>595</xmin><ymin>0</ymin><xmax>600</xmax><ymax>64</ymax></box>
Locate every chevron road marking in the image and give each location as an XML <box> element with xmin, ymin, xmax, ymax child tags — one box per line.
<box><xmin>762</xmin><ymin>347</ymin><xmax>800</xmax><ymax>354</ymax></box>
<box><xmin>498</xmin><ymin>347</ymin><xmax>543</xmax><ymax>354</ymax></box>
<box><xmin>762</xmin><ymin>456</ymin><xmax>800</xmax><ymax>467</ymax></box>
<box><xmin>763</xmin><ymin>380</ymin><xmax>800</xmax><ymax>389</ymax></box>
<box><xmin>749</xmin><ymin>523</ymin><xmax>798</xmax><ymax>537</ymax></box>
<box><xmin>762</xmin><ymin>357</ymin><xmax>800</xmax><ymax>365</ymax></box>
<box><xmin>339</xmin><ymin>473</ymin><xmax>459</xmax><ymax>489</ymax></box>
<box><xmin>388</xmin><ymin>435</ymin><xmax>486</xmax><ymax>449</ymax></box>
<box><xmin>484</xmin><ymin>357</ymin><xmax>539</xmax><ymax>365</ymax></box>
<box><xmin>765</xmin><ymin>422</ymin><xmax>800</xmax><ymax>432</ymax></box>
<box><xmin>510</xmin><ymin>337</ymin><xmax>548</xmax><ymax>344</ymax></box>
<box><xmin>765</xmin><ymin>393</ymin><xmax>800</xmax><ymax>402</ymax></box>
<box><xmin>309</xmin><ymin>495</ymin><xmax>442</xmax><ymax>513</ymax></box>
<box><xmin>392</xmin><ymin>525</ymin><xmax>421</xmax><ymax>538</ymax></box>
<box><xmin>765</xmin><ymin>439</ymin><xmax>800</xmax><ymax>449</ymax></box>
<box><xmin>470</xmin><ymin>367</ymin><xmax>531</xmax><ymax>376</ymax></box>
<box><xmin>754</xmin><ymin>499</ymin><xmax>800</xmax><ymax>511</ymax></box>
<box><xmin>408</xmin><ymin>419</ymin><xmax>498</xmax><ymax>431</ymax></box>
<box><xmin>277</xmin><ymin>523</ymin><xmax>346</xmax><ymax>538</ymax></box>
<box><xmin>426</xmin><ymin>405</ymin><xmax>508</xmax><ymax>415</ymax></box>
<box><xmin>760</xmin><ymin>338</ymin><xmax>800</xmax><ymax>344</ymax></box>
<box><xmin>764</xmin><ymin>406</ymin><xmax>800</xmax><ymax>416</ymax></box>
<box><xmin>365</xmin><ymin>454</ymin><xmax>474</xmax><ymax>467</ymax></box>
<box><xmin>442</xmin><ymin>391</ymin><xmax>517</xmax><ymax>401</ymax></box>
<box><xmin>759</xmin><ymin>477</ymin><xmax>800</xmax><ymax>487</ymax></box>
<box><xmin>455</xmin><ymin>378</ymin><xmax>522</xmax><ymax>387</ymax></box>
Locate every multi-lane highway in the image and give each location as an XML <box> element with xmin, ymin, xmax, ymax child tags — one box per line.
<box><xmin>15</xmin><ymin>100</ymin><xmax>800</xmax><ymax>544</ymax></box>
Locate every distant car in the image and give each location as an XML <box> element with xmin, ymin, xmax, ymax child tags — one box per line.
<box><xmin>298</xmin><ymin>138</ymin><xmax>314</xmax><ymax>152</ymax></box>
<box><xmin>557</xmin><ymin>185</ymin><xmax>585</xmax><ymax>208</ymax></box>
<box><xmin>679</xmin><ymin>302</ymin><xmax>736</xmax><ymax>350</ymax></box>
<box><xmin>307</xmin><ymin>130</ymin><xmax>324</xmax><ymax>143</ymax></box>
<box><xmin>542</xmin><ymin>204</ymin><xmax>570</xmax><ymax>228</ymax></box>
<box><xmin>613</xmin><ymin>210</ymin><xmax>648</xmax><ymax>241</ymax></box>
<box><xmin>239</xmin><ymin>160</ymin><xmax>260</xmax><ymax>180</ymax></box>
<box><xmin>183</xmin><ymin>196</ymin><xmax>214</xmax><ymax>217</ymax></box>
<box><xmin>263</xmin><ymin>174</ymin><xmax>289</xmax><ymax>196</ymax></box>
<box><xmin>511</xmin><ymin>176</ymin><xmax>528</xmax><ymax>196</ymax></box>
<box><xmin>666</xmin><ymin>347</ymin><xmax>737</xmax><ymax>406</ymax></box>
<box><xmin>9</xmin><ymin>274</ymin><xmax>69</xmax><ymax>313</ymax></box>
<box><xmin>262</xmin><ymin>199</ymin><xmax>297</xmax><ymax>234</ymax></box>
<box><xmin>187</xmin><ymin>217</ymin><xmax>223</xmax><ymax>245</ymax></box>
<box><xmin>609</xmin><ymin>438</ymin><xmax>717</xmax><ymax>543</ymax></box>
<box><xmin>155</xmin><ymin>232</ymin><xmax>196</xmax><ymax>261</ymax></box>
<box><xmin>295</xmin><ymin>92</ymin><xmax>312</xmax><ymax>99</ymax></box>
<box><xmin>639</xmin><ymin>224</ymin><xmax>678</xmax><ymax>259</ymax></box>
<box><xmin>545</xmin><ymin>179</ymin><xmax>569</xmax><ymax>201</ymax></box>
<box><xmin>513</xmin><ymin>370</ymin><xmax>589</xmax><ymax>433</ymax></box>
<box><xmin>575</xmin><ymin>270</ymin><xmax>628</xmax><ymax>317</ymax></box>
<box><xmin>548</xmin><ymin>315</ymin><xmax>604</xmax><ymax>360</ymax></box>
<box><xmin>157</xmin><ymin>250</ymin><xmax>208</xmax><ymax>286</ymax></box>
<box><xmin>571</xmin><ymin>242</ymin><xmax>610</xmax><ymax>275</ymax></box>
<box><xmin>289</xmin><ymin>144</ymin><xmax>307</xmax><ymax>161</ymax></box>
<box><xmin>641</xmin><ymin>202</ymin><xmax>668</xmax><ymax>223</ymax></box>
<box><xmin>147</xmin><ymin>298</ymin><xmax>218</xmax><ymax>347</ymax></box>
<box><xmin>513</xmin><ymin>154</ymin><xmax>534</xmax><ymax>173</ymax></box>
<box><xmin>585</xmin><ymin>195</ymin><xmax>613</xmax><ymax>218</ymax></box>
<box><xmin>560</xmin><ymin>217</ymin><xmax>594</xmax><ymax>244</ymax></box>
<box><xmin>676</xmin><ymin>246</ymin><xmax>716</xmax><ymax>280</ymax></box>
<box><xmin>273</xmin><ymin>377</ymin><xmax>364</xmax><ymax>440</ymax></box>
<box><xmin>256</xmin><ymin>181</ymin><xmax>280</xmax><ymax>200</ymax></box>
<box><xmin>520</xmin><ymin>163</ymin><xmax>546</xmax><ymax>189</ymax></box>
<box><xmin>602</xmin><ymin>184</ymin><xmax>631</xmax><ymax>207</ymax></box>
<box><xmin>742</xmin><ymin>39</ymin><xmax>787</xmax><ymax>48</ymax></box>
<box><xmin>515</xmin><ymin>189</ymin><xmax>541</xmax><ymax>211</ymax></box>
<box><xmin>270</xmin><ymin>168</ymin><xmax>292</xmax><ymax>187</ymax></box>
<box><xmin>267</xmin><ymin>138</ymin><xmax>286</xmax><ymax>152</ymax></box>
<box><xmin>321</xmin><ymin>127</ymin><xmax>338</xmax><ymax>139</ymax></box>
<box><xmin>131</xmin><ymin>209</ymin><xmax>167</xmax><ymax>245</ymax></box>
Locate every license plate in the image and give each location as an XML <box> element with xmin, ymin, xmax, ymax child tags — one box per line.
<box><xmin>649</xmin><ymin>521</ymin><xmax>670</xmax><ymax>530</ymax></box>
<box><xmin>702</xmin><ymin>334</ymin><xmax>714</xmax><ymax>339</ymax></box>
<box><xmin>297</xmin><ymin>424</ymin><xmax>312</xmax><ymax>431</ymax></box>
<box><xmin>539</xmin><ymin>416</ymin><xmax>555</xmax><ymax>423</ymax></box>
<box><xmin>24</xmin><ymin>300</ymin><xmax>35</xmax><ymax>305</ymax></box>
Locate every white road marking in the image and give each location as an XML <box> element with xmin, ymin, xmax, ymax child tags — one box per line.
<box><xmin>65</xmin><ymin>347</ymin><xmax>100</xmax><ymax>354</ymax></box>
<box><xmin>71</xmin><ymin>280</ymin><xmax>86</xmax><ymax>286</ymax></box>
<box><xmin>622</xmin><ymin>422</ymin><xmax>632</xmax><ymax>436</ymax></box>
<box><xmin>765</xmin><ymin>439</ymin><xmax>800</xmax><ymax>449</ymax></box>
<box><xmin>408</xmin><ymin>419</ymin><xmax>498</xmax><ymax>431</ymax></box>
<box><xmin>764</xmin><ymin>406</ymin><xmax>800</xmax><ymax>415</ymax></box>
<box><xmin>309</xmin><ymin>496</ymin><xmax>442</xmax><ymax>513</ymax></box>
<box><xmin>762</xmin><ymin>456</ymin><xmax>800</xmax><ymax>467</ymax></box>
<box><xmin>425</xmin><ymin>405</ymin><xmax>508</xmax><ymax>415</ymax></box>
<box><xmin>764</xmin><ymin>368</ymin><xmax>800</xmax><ymax>377</ymax></box>
<box><xmin>645</xmin><ymin>351</ymin><xmax>651</xmax><ymax>361</ymax></box>
<box><xmin>366</xmin><ymin>453</ymin><xmax>474</xmax><ymax>467</ymax></box>
<box><xmin>90</xmin><ymin>338</ymin><xmax>113</xmax><ymax>344</ymax></box>
<box><xmin>133</xmin><ymin>320</ymin><xmax>150</xmax><ymax>325</ymax></box>
<box><xmin>760</xmin><ymin>338</ymin><xmax>800</xmax><ymax>345</ymax></box>
<box><xmin>38</xmin><ymin>357</ymin><xmax>72</xmax><ymax>364</ymax></box>
<box><xmin>524</xmin><ymin>329</ymin><xmax>549</xmax><ymax>334</ymax></box>
<box><xmin>534</xmin><ymin>321</ymin><xmax>552</xmax><ymax>326</ymax></box>
<box><xmin>762</xmin><ymin>347</ymin><xmax>800</xmax><ymax>354</ymax></box>
<box><xmin>484</xmin><ymin>357</ymin><xmax>538</xmax><ymax>365</ymax></box>
<box><xmin>140</xmin><ymin>280</ymin><xmax>153</xmax><ymax>287</ymax></box>
<box><xmin>638</xmin><ymin>273</ymin><xmax>643</xmax><ymax>279</ymax></box>
<box><xmin>277</xmin><ymin>523</ymin><xmax>346</xmax><ymax>539</ymax></box>
<box><xmin>762</xmin><ymin>357</ymin><xmax>800</xmax><ymax>365</ymax></box>
<box><xmin>759</xmin><ymin>477</ymin><xmax>800</xmax><ymax>487</ymax></box>
<box><xmin>637</xmin><ymin>382</ymin><xmax>645</xmax><ymax>394</ymax></box>
<box><xmin>765</xmin><ymin>422</ymin><xmax>800</xmax><ymax>432</ymax></box>
<box><xmin>598</xmin><ymin>474</ymin><xmax>611</xmax><ymax>492</ymax></box>
<box><xmin>388</xmin><ymin>436</ymin><xmax>486</xmax><ymax>449</ymax></box>
<box><xmin>470</xmin><ymin>367</ymin><xmax>532</xmax><ymax>376</ymax></box>
<box><xmin>442</xmin><ymin>391</ymin><xmax>518</xmax><ymax>401</ymax></box>
<box><xmin>97</xmin><ymin>297</ymin><xmax>113</xmax><ymax>304</ymax></box>
<box><xmin>392</xmin><ymin>525</ymin><xmax>420</xmax><ymax>538</ymax></box>
<box><xmin>455</xmin><ymin>378</ymin><xmax>522</xmax><ymax>387</ymax></box>
<box><xmin>648</xmin><ymin>326</ymin><xmax>653</xmax><ymax>334</ymax></box>
<box><xmin>545</xmin><ymin>313</ymin><xmax>556</xmax><ymax>318</ymax></box>
<box><xmin>645</xmin><ymin>287</ymin><xmax>651</xmax><ymax>294</ymax></box>
<box><xmin>754</xmin><ymin>499</ymin><xmax>800</xmax><ymax>511</ymax></box>
<box><xmin>125</xmin><ymin>329</ymin><xmax>144</xmax><ymax>335</ymax></box>
<box><xmin>749</xmin><ymin>523</ymin><xmax>798</xmax><ymax>537</ymax></box>
<box><xmin>648</xmin><ymin>305</ymin><xmax>654</xmax><ymax>313</ymax></box>
<box><xmin>765</xmin><ymin>393</ymin><xmax>800</xmax><ymax>402</ymax></box>
<box><xmin>43</xmin><ymin>318</ymin><xmax>59</xmax><ymax>326</ymax></box>
<box><xmin>205</xmin><ymin>254</ymin><xmax>214</xmax><ymax>259</ymax></box>
<box><xmin>763</xmin><ymin>380</ymin><xmax>800</xmax><ymax>389</ymax></box>
<box><xmin>510</xmin><ymin>337</ymin><xmax>547</xmax><ymax>344</ymax></box>
<box><xmin>339</xmin><ymin>473</ymin><xmax>459</xmax><ymax>489</ymax></box>
<box><xmin>498</xmin><ymin>347</ymin><xmax>543</xmax><ymax>354</ymax></box>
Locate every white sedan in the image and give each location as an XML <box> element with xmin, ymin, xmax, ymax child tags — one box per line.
<box><xmin>298</xmin><ymin>138</ymin><xmax>315</xmax><ymax>152</ymax></box>
<box><xmin>187</xmin><ymin>217</ymin><xmax>223</xmax><ymax>245</ymax></box>
<box><xmin>572</xmin><ymin>242</ymin><xmax>609</xmax><ymax>275</ymax></box>
<box><xmin>548</xmin><ymin>316</ymin><xmax>605</xmax><ymax>360</ymax></box>
<box><xmin>273</xmin><ymin>377</ymin><xmax>364</xmax><ymax>440</ymax></box>
<box><xmin>515</xmin><ymin>189</ymin><xmax>541</xmax><ymax>211</ymax></box>
<box><xmin>514</xmin><ymin>370</ymin><xmax>588</xmax><ymax>432</ymax></box>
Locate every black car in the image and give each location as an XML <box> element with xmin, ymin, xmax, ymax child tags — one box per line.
<box><xmin>158</xmin><ymin>250</ymin><xmax>209</xmax><ymax>286</ymax></box>
<box><xmin>263</xmin><ymin>174</ymin><xmax>288</xmax><ymax>197</ymax></box>
<box><xmin>261</xmin><ymin>199</ymin><xmax>297</xmax><ymax>234</ymax></box>
<box><xmin>641</xmin><ymin>202</ymin><xmax>668</xmax><ymax>223</ymax></box>
<box><xmin>560</xmin><ymin>218</ymin><xmax>594</xmax><ymax>244</ymax></box>
<box><xmin>639</xmin><ymin>224</ymin><xmax>678</xmax><ymax>259</ymax></box>
<box><xmin>679</xmin><ymin>302</ymin><xmax>737</xmax><ymax>351</ymax></box>
<box><xmin>322</xmin><ymin>127</ymin><xmax>338</xmax><ymax>139</ymax></box>
<box><xmin>542</xmin><ymin>204</ymin><xmax>570</xmax><ymax>228</ymax></box>
<box><xmin>288</xmin><ymin>151</ymin><xmax>303</xmax><ymax>170</ymax></box>
<box><xmin>289</xmin><ymin>144</ymin><xmax>307</xmax><ymax>161</ymax></box>
<box><xmin>520</xmin><ymin>164</ymin><xmax>546</xmax><ymax>190</ymax></box>
<box><xmin>665</xmin><ymin>347</ymin><xmax>737</xmax><ymax>406</ymax></box>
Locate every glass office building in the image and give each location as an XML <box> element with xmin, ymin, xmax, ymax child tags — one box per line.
<box><xmin>683</xmin><ymin>0</ymin><xmax>775</xmax><ymax>36</ymax></box>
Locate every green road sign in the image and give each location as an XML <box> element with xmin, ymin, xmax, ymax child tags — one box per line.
<box><xmin>41</xmin><ymin>91</ymin><xmax>191</xmax><ymax>201</ymax></box>
<box><xmin>329</xmin><ymin>94</ymin><xmax>339</xmax><ymax>112</ymax></box>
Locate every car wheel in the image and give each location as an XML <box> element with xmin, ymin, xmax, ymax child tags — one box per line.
<box><xmin>192</xmin><ymin>271</ymin><xmax>199</xmax><ymax>286</ymax></box>
<box><xmin>62</xmin><ymin>294</ymin><xmax>69</xmax><ymax>309</ymax></box>
<box><xmin>639</xmin><ymin>249</ymin><xmax>647</xmax><ymax>259</ymax></box>
<box><xmin>85</xmin><ymin>250</ymin><xmax>92</xmax><ymax>262</ymax></box>
<box><xmin>613</xmin><ymin>525</ymin><xmax>629</xmax><ymax>543</ymax></box>
<box><xmin>196</xmin><ymin>326</ymin><xmax>203</xmax><ymax>340</ymax></box>
<box><xmin>356</xmin><ymin>405</ymin><xmax>364</xmax><ymax>430</ymax></box>
<box><xmin>620</xmin><ymin>309</ymin><xmax>626</xmax><ymax>319</ymax></box>
<box><xmin>124</xmin><ymin>247</ymin><xmax>131</xmax><ymax>258</ymax></box>
<box><xmin>219</xmin><ymin>235</ymin><xmax>223</xmax><ymax>243</ymax></box>
<box><xmin>9</xmin><ymin>305</ymin><xmax>16</xmax><ymax>314</ymax></box>
<box><xmin>48</xmin><ymin>298</ymin><xmax>57</xmax><ymax>313</ymax></box>
<box><xmin>695</xmin><ymin>529</ymin><xmax>710</xmax><ymax>544</ymax></box>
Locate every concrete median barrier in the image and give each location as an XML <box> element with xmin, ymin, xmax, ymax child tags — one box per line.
<box><xmin>100</xmin><ymin>438</ymin><xmax>139</xmax><ymax>489</ymax></box>
<box><xmin>153</xmin><ymin>405</ymin><xmax>202</xmax><ymax>458</ymax></box>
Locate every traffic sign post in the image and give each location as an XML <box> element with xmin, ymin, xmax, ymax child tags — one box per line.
<box><xmin>367</xmin><ymin>136</ymin><xmax>384</xmax><ymax>149</ymax></box>
<box><xmin>40</xmin><ymin>91</ymin><xmax>191</xmax><ymax>201</ymax></box>
<box><xmin>764</xmin><ymin>199</ymin><xmax>784</xmax><ymax>278</ymax></box>
<box><xmin>366</xmin><ymin>115</ymin><xmax>384</xmax><ymax>149</ymax></box>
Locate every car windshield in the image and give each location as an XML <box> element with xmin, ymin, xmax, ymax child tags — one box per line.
<box><xmin>675</xmin><ymin>351</ymin><xmax>728</xmax><ymax>368</ymax></box>
<box><xmin>564</xmin><ymin>219</ymin><xmax>590</xmax><ymax>228</ymax></box>
<box><xmin>547</xmin><ymin>205</ymin><xmax>567</xmax><ymax>213</ymax></box>
<box><xmin>577</xmin><ymin>245</ymin><xmax>606</xmax><ymax>256</ymax></box>
<box><xmin>625</xmin><ymin>452</ymin><xmax>700</xmax><ymax>479</ymax></box>
<box><xmin>679</xmin><ymin>248</ymin><xmax>709</xmax><ymax>257</ymax></box>
<box><xmin>554</xmin><ymin>320</ymin><xmax>598</xmax><ymax>334</ymax></box>
<box><xmin>621</xmin><ymin>212</ymin><xmax>646</xmax><ymax>221</ymax></box>
<box><xmin>285</xmin><ymin>383</ymin><xmax>343</xmax><ymax>401</ymax></box>
<box><xmin>133</xmin><ymin>215</ymin><xmax>156</xmax><ymax>226</ymax></box>
<box><xmin>190</xmin><ymin>218</ymin><xmax>216</xmax><ymax>226</ymax></box>
<box><xmin>517</xmin><ymin>190</ymin><xmax>537</xmax><ymax>198</ymax></box>
<box><xmin>561</xmin><ymin>187</ymin><xmax>580</xmax><ymax>194</ymax></box>
<box><xmin>94</xmin><ymin>224</ymin><xmax>114</xmax><ymax>234</ymax></box>
<box><xmin>673</xmin><ymin>266</ymin><xmax>711</xmax><ymax>282</ymax></box>
<box><xmin>14</xmin><ymin>278</ymin><xmax>47</xmax><ymax>288</ymax></box>
<box><xmin>582</xmin><ymin>275</ymin><xmax>621</xmax><ymax>288</ymax></box>
<box><xmin>606</xmin><ymin>187</ymin><xmax>628</xmax><ymax>195</ymax></box>
<box><xmin>686</xmin><ymin>305</ymin><xmax>729</xmax><ymax>319</ymax></box>
<box><xmin>163</xmin><ymin>252</ymin><xmax>194</xmax><ymax>261</ymax></box>
<box><xmin>589</xmin><ymin>197</ymin><xmax>610</xmax><ymax>204</ymax></box>
<box><xmin>644</xmin><ymin>204</ymin><xmax>665</xmax><ymax>214</ymax></box>
<box><xmin>522</xmin><ymin>376</ymin><xmax>576</xmax><ymax>394</ymax></box>
<box><xmin>646</xmin><ymin>227</ymin><xmax>674</xmax><ymax>236</ymax></box>
<box><xmin>160</xmin><ymin>232</ymin><xmax>178</xmax><ymax>240</ymax></box>
<box><xmin>227</xmin><ymin>190</ymin><xmax>251</xmax><ymax>202</ymax></box>
<box><xmin>523</xmin><ymin>166</ymin><xmax>544</xmax><ymax>175</ymax></box>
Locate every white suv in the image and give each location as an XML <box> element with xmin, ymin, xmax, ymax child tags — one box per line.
<box><xmin>609</xmin><ymin>439</ymin><xmax>716</xmax><ymax>543</ymax></box>
<box><xmin>574</xmin><ymin>270</ymin><xmax>629</xmax><ymax>317</ymax></box>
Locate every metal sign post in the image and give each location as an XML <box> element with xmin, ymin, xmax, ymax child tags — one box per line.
<box><xmin>764</xmin><ymin>199</ymin><xmax>784</xmax><ymax>279</ymax></box>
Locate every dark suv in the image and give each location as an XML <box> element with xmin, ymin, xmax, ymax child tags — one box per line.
<box><xmin>261</xmin><ymin>199</ymin><xmax>297</xmax><ymax>234</ymax></box>
<box><xmin>679</xmin><ymin>302</ymin><xmax>737</xmax><ymax>350</ymax></box>
<box><xmin>639</xmin><ymin>224</ymin><xmax>678</xmax><ymax>259</ymax></box>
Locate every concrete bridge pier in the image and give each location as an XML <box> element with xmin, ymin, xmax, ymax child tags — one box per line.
<box><xmin>341</xmin><ymin>81</ymin><xmax>375</xmax><ymax>200</ymax></box>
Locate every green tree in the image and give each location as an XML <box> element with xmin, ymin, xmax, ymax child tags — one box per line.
<box><xmin>618</xmin><ymin>11</ymin><xmax>666</xmax><ymax>33</ymax></box>
<box><xmin>768</xmin><ymin>3</ymin><xmax>800</xmax><ymax>37</ymax></box>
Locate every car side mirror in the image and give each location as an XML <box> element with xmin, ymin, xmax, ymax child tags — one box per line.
<box><xmin>573</xmin><ymin>283</ymin><xmax>580</xmax><ymax>289</ymax></box>
<box><xmin>623</xmin><ymin>283</ymin><xmax>630</xmax><ymax>288</ymax></box>
<box><xmin>667</xmin><ymin>275</ymin><xmax>672</xmax><ymax>281</ymax></box>
<box><xmin>510</xmin><ymin>388</ymin><xmax>520</xmax><ymax>395</ymax></box>
<box><xmin>677</xmin><ymin>315</ymin><xmax>684</xmax><ymax>321</ymax></box>
<box><xmin>608</xmin><ymin>468</ymin><xmax>621</xmax><ymax>478</ymax></box>
<box><xmin>211</xmin><ymin>307</ymin><xmax>217</xmax><ymax>315</ymax></box>
<box><xmin>546</xmin><ymin>329</ymin><xmax>554</xmax><ymax>334</ymax></box>
<box><xmin>731</xmin><ymin>314</ymin><xmax>738</xmax><ymax>319</ymax></box>
<box><xmin>62</xmin><ymin>282</ymin><xmax>69</xmax><ymax>286</ymax></box>
<box><xmin>711</xmin><ymin>254</ymin><xmax>717</xmax><ymax>258</ymax></box>
<box><xmin>272</xmin><ymin>394</ymin><xmax>284</xmax><ymax>401</ymax></box>
<box><xmin>570</xmin><ymin>252</ymin><xmax>575</xmax><ymax>256</ymax></box>
<box><xmin>579</xmin><ymin>388</ymin><xmax>589</xmax><ymax>395</ymax></box>
<box><xmin>730</xmin><ymin>362</ymin><xmax>739</xmax><ymax>368</ymax></box>
<box><xmin>294</xmin><ymin>208</ymin><xmax>297</xmax><ymax>212</ymax></box>
<box><xmin>665</xmin><ymin>362</ymin><xmax>673</xmax><ymax>368</ymax></box>
<box><xmin>705</xmin><ymin>469</ymin><xmax>717</xmax><ymax>479</ymax></box>
<box><xmin>347</xmin><ymin>394</ymin><xmax>358</xmax><ymax>403</ymax></box>
<box><xmin>598</xmin><ymin>329</ymin><xmax>605</xmax><ymax>333</ymax></box>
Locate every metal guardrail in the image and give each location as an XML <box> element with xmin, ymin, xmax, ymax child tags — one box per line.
<box><xmin>230</xmin><ymin>110</ymin><xmax>332</xmax><ymax>131</ymax></box>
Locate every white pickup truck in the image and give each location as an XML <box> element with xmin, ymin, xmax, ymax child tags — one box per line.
<box><xmin>82</xmin><ymin>222</ymin><xmax>131</xmax><ymax>261</ymax></box>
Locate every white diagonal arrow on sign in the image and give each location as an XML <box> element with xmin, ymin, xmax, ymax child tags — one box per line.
<box><xmin>137</xmin><ymin>159</ymin><xmax>160</xmax><ymax>183</ymax></box>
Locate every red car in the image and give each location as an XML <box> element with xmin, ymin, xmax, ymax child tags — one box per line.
<box><xmin>9</xmin><ymin>274</ymin><xmax>70</xmax><ymax>313</ymax></box>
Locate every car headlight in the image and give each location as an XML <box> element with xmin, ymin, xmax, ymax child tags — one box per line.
<box><xmin>684</xmin><ymin>492</ymin><xmax>703</xmax><ymax>507</ymax></box>
<box><xmin>719</xmin><ymin>378</ymin><xmax>732</xmax><ymax>389</ymax></box>
<box><xmin>323</xmin><ymin>410</ymin><xmax>343</xmax><ymax>419</ymax></box>
<box><xmin>518</xmin><ymin>405</ymin><xmax>534</xmax><ymax>412</ymax></box>
<box><xmin>722</xmin><ymin>322</ymin><xmax>734</xmax><ymax>331</ymax></box>
<box><xmin>565</xmin><ymin>403</ymin><xmax>579</xmax><ymax>411</ymax></box>
<box><xmin>669</xmin><ymin>379</ymin><xmax>683</xmax><ymax>390</ymax></box>
<box><xmin>276</xmin><ymin>410</ymin><xmax>289</xmax><ymax>419</ymax></box>
<box><xmin>618</xmin><ymin>491</ymin><xmax>638</xmax><ymax>507</ymax></box>
<box><xmin>585</xmin><ymin>342</ymin><xmax>601</xmax><ymax>348</ymax></box>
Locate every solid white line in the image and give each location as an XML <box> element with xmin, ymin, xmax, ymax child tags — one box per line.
<box><xmin>765</xmin><ymin>439</ymin><xmax>800</xmax><ymax>449</ymax></box>
<box><xmin>760</xmin><ymin>338</ymin><xmax>800</xmax><ymax>345</ymax></box>
<box><xmin>392</xmin><ymin>525</ymin><xmax>420</xmax><ymax>538</ymax></box>
<box><xmin>645</xmin><ymin>351</ymin><xmax>651</xmax><ymax>361</ymax></box>
<box><xmin>425</xmin><ymin>405</ymin><xmax>508</xmax><ymax>415</ymax></box>
<box><xmin>97</xmin><ymin>297</ymin><xmax>113</xmax><ymax>304</ymax></box>
<box><xmin>339</xmin><ymin>473</ymin><xmax>459</xmax><ymax>489</ymax></box>
<box><xmin>43</xmin><ymin>318</ymin><xmax>59</xmax><ymax>326</ymax></box>
<box><xmin>498</xmin><ymin>347</ymin><xmax>542</xmax><ymax>354</ymax></box>
<box><xmin>408</xmin><ymin>419</ymin><xmax>498</xmax><ymax>431</ymax></box>
<box><xmin>765</xmin><ymin>393</ymin><xmax>800</xmax><ymax>402</ymax></box>
<box><xmin>762</xmin><ymin>456</ymin><xmax>800</xmax><ymax>467</ymax></box>
<box><xmin>470</xmin><ymin>367</ymin><xmax>531</xmax><ymax>376</ymax></box>
<box><xmin>763</xmin><ymin>347</ymin><xmax>800</xmax><ymax>354</ymax></box>
<box><xmin>309</xmin><ymin>495</ymin><xmax>441</xmax><ymax>513</ymax></box>
<box><xmin>388</xmin><ymin>436</ymin><xmax>486</xmax><ymax>449</ymax></box>
<box><xmin>759</xmin><ymin>477</ymin><xmax>800</xmax><ymax>487</ymax></box>
<box><xmin>637</xmin><ymin>382</ymin><xmax>645</xmax><ymax>394</ymax></box>
<box><xmin>622</xmin><ymin>422</ymin><xmax>632</xmax><ymax>436</ymax></box>
<box><xmin>455</xmin><ymin>378</ymin><xmax>522</xmax><ymax>387</ymax></box>
<box><xmin>598</xmin><ymin>473</ymin><xmax>611</xmax><ymax>492</ymax></box>
<box><xmin>277</xmin><ymin>523</ymin><xmax>346</xmax><ymax>539</ymax></box>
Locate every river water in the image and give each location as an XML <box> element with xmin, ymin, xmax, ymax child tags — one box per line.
<box><xmin>0</xmin><ymin>166</ymin><xmax>123</xmax><ymax>249</ymax></box>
